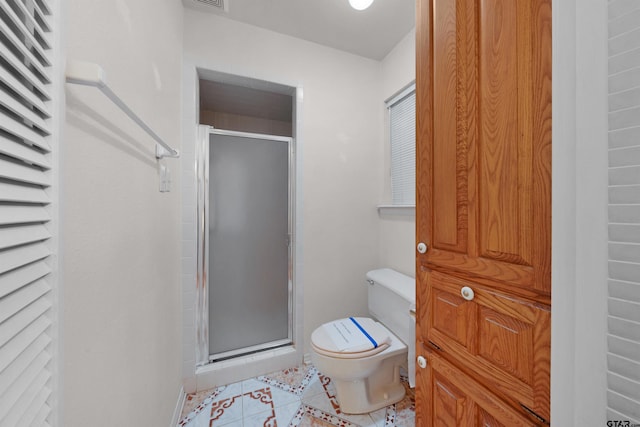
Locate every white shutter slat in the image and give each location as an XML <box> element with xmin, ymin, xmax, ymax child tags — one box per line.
<box><xmin>0</xmin><ymin>115</ymin><xmax>49</xmax><ymax>151</ymax></box>
<box><xmin>0</xmin><ymin>224</ymin><xmax>51</xmax><ymax>250</ymax></box>
<box><xmin>0</xmin><ymin>278</ymin><xmax>50</xmax><ymax>324</ymax></box>
<box><xmin>30</xmin><ymin>403</ymin><xmax>51</xmax><ymax>427</ymax></box>
<box><xmin>0</xmin><ymin>1</ymin><xmax>50</xmax><ymax>67</ymax></box>
<box><xmin>0</xmin><ymin>315</ymin><xmax>49</xmax><ymax>374</ymax></box>
<box><xmin>0</xmin><ymin>260</ymin><xmax>50</xmax><ymax>299</ymax></box>
<box><xmin>0</xmin><ymin>205</ymin><xmax>50</xmax><ymax>226</ymax></box>
<box><xmin>0</xmin><ymin>19</ymin><xmax>49</xmax><ymax>84</ymax></box>
<box><xmin>0</xmin><ymin>157</ymin><xmax>49</xmax><ymax>186</ymax></box>
<box><xmin>0</xmin><ymin>89</ymin><xmax>49</xmax><ymax>134</ymax></box>
<box><xmin>0</xmin><ymin>335</ymin><xmax>49</xmax><ymax>399</ymax></box>
<box><xmin>0</xmin><ymin>181</ymin><xmax>49</xmax><ymax>204</ymax></box>
<box><xmin>9</xmin><ymin>0</ymin><xmax>51</xmax><ymax>50</ymax></box>
<box><xmin>0</xmin><ymin>243</ymin><xmax>50</xmax><ymax>275</ymax></box>
<box><xmin>0</xmin><ymin>350</ymin><xmax>49</xmax><ymax>420</ymax></box>
<box><xmin>0</xmin><ymin>297</ymin><xmax>50</xmax><ymax>348</ymax></box>
<box><xmin>0</xmin><ymin>37</ymin><xmax>50</xmax><ymax>96</ymax></box>
<box><xmin>0</xmin><ymin>0</ymin><xmax>55</xmax><ymax>423</ymax></box>
<box><xmin>0</xmin><ymin>65</ymin><xmax>48</xmax><ymax>117</ymax></box>
<box><xmin>25</xmin><ymin>0</ymin><xmax>52</xmax><ymax>32</ymax></box>
<box><xmin>0</xmin><ymin>137</ymin><xmax>50</xmax><ymax>167</ymax></box>
<box><xmin>17</xmin><ymin>386</ymin><xmax>51</xmax><ymax>427</ymax></box>
<box><xmin>1</xmin><ymin>370</ymin><xmax>50</xmax><ymax>426</ymax></box>
<box><xmin>33</xmin><ymin>0</ymin><xmax>51</xmax><ymax>16</ymax></box>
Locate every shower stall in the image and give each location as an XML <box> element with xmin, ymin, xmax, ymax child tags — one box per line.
<box><xmin>195</xmin><ymin>125</ymin><xmax>295</xmax><ymax>366</ymax></box>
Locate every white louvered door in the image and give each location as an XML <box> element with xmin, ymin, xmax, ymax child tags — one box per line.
<box><xmin>0</xmin><ymin>0</ymin><xmax>57</xmax><ymax>425</ymax></box>
<box><xmin>608</xmin><ymin>1</ymin><xmax>640</xmax><ymax>423</ymax></box>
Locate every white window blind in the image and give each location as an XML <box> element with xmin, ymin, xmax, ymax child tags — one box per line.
<box><xmin>0</xmin><ymin>0</ymin><xmax>56</xmax><ymax>425</ymax></box>
<box><xmin>387</xmin><ymin>84</ymin><xmax>416</xmax><ymax>206</ymax></box>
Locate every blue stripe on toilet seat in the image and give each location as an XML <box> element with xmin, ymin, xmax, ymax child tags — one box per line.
<box><xmin>349</xmin><ymin>317</ymin><xmax>378</xmax><ymax>348</ymax></box>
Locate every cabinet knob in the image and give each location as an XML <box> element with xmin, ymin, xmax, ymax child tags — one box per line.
<box><xmin>417</xmin><ymin>242</ymin><xmax>428</xmax><ymax>254</ymax></box>
<box><xmin>461</xmin><ymin>286</ymin><xmax>475</xmax><ymax>301</ymax></box>
<box><xmin>417</xmin><ymin>355</ymin><xmax>427</xmax><ymax>369</ymax></box>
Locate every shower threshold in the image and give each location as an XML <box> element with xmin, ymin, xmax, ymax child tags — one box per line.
<box><xmin>208</xmin><ymin>338</ymin><xmax>292</xmax><ymax>363</ymax></box>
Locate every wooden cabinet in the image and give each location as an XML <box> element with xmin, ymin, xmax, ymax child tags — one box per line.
<box><xmin>419</xmin><ymin>271</ymin><xmax>550</xmax><ymax>418</ymax></box>
<box><xmin>416</xmin><ymin>345</ymin><xmax>538</xmax><ymax>427</ymax></box>
<box><xmin>415</xmin><ymin>0</ymin><xmax>551</xmax><ymax>424</ymax></box>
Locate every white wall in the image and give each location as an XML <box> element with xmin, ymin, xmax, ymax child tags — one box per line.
<box><xmin>552</xmin><ymin>0</ymin><xmax>609</xmax><ymax>424</ymax></box>
<box><xmin>574</xmin><ymin>0</ymin><xmax>609</xmax><ymax>424</ymax></box>
<box><xmin>379</xmin><ymin>29</ymin><xmax>416</xmax><ymax>278</ymax></box>
<box><xmin>62</xmin><ymin>0</ymin><xmax>183</xmax><ymax>425</ymax></box>
<box><xmin>182</xmin><ymin>9</ymin><xmax>382</xmax><ymax>363</ymax></box>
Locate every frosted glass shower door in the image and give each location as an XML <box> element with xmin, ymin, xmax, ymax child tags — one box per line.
<box><xmin>207</xmin><ymin>131</ymin><xmax>291</xmax><ymax>360</ymax></box>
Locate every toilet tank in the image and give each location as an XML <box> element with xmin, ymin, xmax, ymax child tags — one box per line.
<box><xmin>366</xmin><ymin>268</ymin><xmax>415</xmax><ymax>345</ymax></box>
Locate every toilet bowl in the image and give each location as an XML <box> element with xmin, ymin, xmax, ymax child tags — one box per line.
<box><xmin>311</xmin><ymin>317</ymin><xmax>407</xmax><ymax>414</ymax></box>
<box><xmin>310</xmin><ymin>269</ymin><xmax>415</xmax><ymax>414</ymax></box>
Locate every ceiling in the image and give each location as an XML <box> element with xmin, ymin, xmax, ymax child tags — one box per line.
<box><xmin>183</xmin><ymin>0</ymin><xmax>416</xmax><ymax>60</ymax></box>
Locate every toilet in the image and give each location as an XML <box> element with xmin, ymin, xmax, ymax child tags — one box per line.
<box><xmin>310</xmin><ymin>268</ymin><xmax>415</xmax><ymax>414</ymax></box>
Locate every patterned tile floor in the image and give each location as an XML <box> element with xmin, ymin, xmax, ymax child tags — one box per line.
<box><xmin>178</xmin><ymin>364</ymin><xmax>415</xmax><ymax>427</ymax></box>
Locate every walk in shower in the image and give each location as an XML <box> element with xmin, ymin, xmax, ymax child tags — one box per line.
<box><xmin>183</xmin><ymin>70</ymin><xmax>303</xmax><ymax>389</ymax></box>
<box><xmin>196</xmin><ymin>126</ymin><xmax>294</xmax><ymax>364</ymax></box>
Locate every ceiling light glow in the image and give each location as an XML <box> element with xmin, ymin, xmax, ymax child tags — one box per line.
<box><xmin>349</xmin><ymin>0</ymin><xmax>374</xmax><ymax>11</ymax></box>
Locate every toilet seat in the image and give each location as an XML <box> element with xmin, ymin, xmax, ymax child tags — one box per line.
<box><xmin>311</xmin><ymin>317</ymin><xmax>391</xmax><ymax>359</ymax></box>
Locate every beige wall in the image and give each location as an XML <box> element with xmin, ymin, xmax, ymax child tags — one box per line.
<box><xmin>62</xmin><ymin>0</ymin><xmax>183</xmax><ymax>425</ymax></box>
<box><xmin>379</xmin><ymin>29</ymin><xmax>416</xmax><ymax>277</ymax></box>
<box><xmin>182</xmin><ymin>9</ymin><xmax>384</xmax><ymax>359</ymax></box>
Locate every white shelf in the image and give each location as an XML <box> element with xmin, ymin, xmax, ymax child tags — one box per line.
<box><xmin>377</xmin><ymin>205</ymin><xmax>415</xmax><ymax>216</ymax></box>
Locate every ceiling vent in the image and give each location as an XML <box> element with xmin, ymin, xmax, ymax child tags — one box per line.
<box><xmin>183</xmin><ymin>0</ymin><xmax>229</xmax><ymax>13</ymax></box>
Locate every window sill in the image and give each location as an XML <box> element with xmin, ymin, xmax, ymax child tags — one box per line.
<box><xmin>377</xmin><ymin>205</ymin><xmax>415</xmax><ymax>216</ymax></box>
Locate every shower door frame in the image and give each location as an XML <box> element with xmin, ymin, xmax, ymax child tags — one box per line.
<box><xmin>195</xmin><ymin>125</ymin><xmax>296</xmax><ymax>366</ymax></box>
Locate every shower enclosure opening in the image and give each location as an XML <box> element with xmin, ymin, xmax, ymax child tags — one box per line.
<box><xmin>195</xmin><ymin>76</ymin><xmax>298</xmax><ymax>369</ymax></box>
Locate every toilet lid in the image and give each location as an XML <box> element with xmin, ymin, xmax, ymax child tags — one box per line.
<box><xmin>311</xmin><ymin>317</ymin><xmax>391</xmax><ymax>359</ymax></box>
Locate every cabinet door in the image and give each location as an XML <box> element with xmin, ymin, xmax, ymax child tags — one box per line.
<box><xmin>416</xmin><ymin>0</ymin><xmax>552</xmax><ymax>423</ymax></box>
<box><xmin>416</xmin><ymin>0</ymin><xmax>552</xmax><ymax>298</ymax></box>
<box><xmin>421</xmin><ymin>270</ymin><xmax>550</xmax><ymax>420</ymax></box>
<box><xmin>415</xmin><ymin>344</ymin><xmax>538</xmax><ymax>427</ymax></box>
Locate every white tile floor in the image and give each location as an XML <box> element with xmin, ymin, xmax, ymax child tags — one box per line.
<box><xmin>178</xmin><ymin>364</ymin><xmax>415</xmax><ymax>427</ymax></box>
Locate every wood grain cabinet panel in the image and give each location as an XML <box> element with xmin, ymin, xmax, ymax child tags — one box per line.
<box><xmin>431</xmin><ymin>286</ymin><xmax>475</xmax><ymax>349</ymax></box>
<box><xmin>415</xmin><ymin>344</ymin><xmax>539</xmax><ymax>427</ymax></box>
<box><xmin>417</xmin><ymin>0</ymin><xmax>552</xmax><ymax>299</ymax></box>
<box><xmin>423</xmin><ymin>271</ymin><xmax>550</xmax><ymax>420</ymax></box>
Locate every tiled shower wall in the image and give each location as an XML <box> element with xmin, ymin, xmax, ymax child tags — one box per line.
<box><xmin>607</xmin><ymin>0</ymin><xmax>640</xmax><ymax>422</ymax></box>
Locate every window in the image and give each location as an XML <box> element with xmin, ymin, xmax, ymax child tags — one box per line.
<box><xmin>387</xmin><ymin>83</ymin><xmax>415</xmax><ymax>206</ymax></box>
